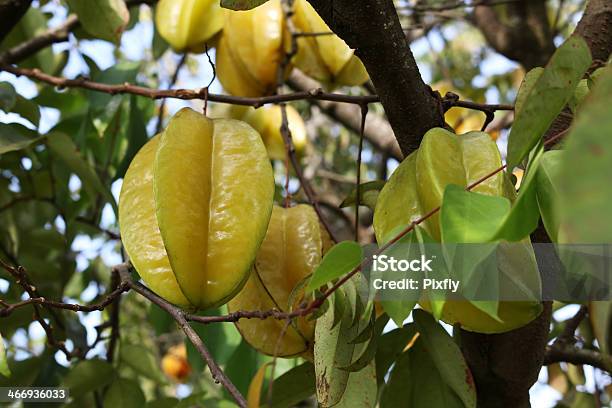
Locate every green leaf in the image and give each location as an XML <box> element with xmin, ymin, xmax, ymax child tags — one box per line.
<box><xmin>115</xmin><ymin>96</ymin><xmax>149</xmax><ymax>180</ymax></box>
<box><xmin>62</xmin><ymin>359</ymin><xmax>115</xmax><ymax>398</ymax></box>
<box><xmin>66</xmin><ymin>0</ymin><xmax>129</xmax><ymax>43</ymax></box>
<box><xmin>378</xmin><ymin>228</ymin><xmax>420</xmax><ymax>326</ymax></box>
<box><xmin>375</xmin><ymin>324</ymin><xmax>418</xmax><ymax>382</ymax></box>
<box><xmin>493</xmin><ymin>147</ymin><xmax>544</xmax><ymax>241</ymax></box>
<box><xmin>441</xmin><ymin>184</ymin><xmax>510</xmax><ymax>243</ymax></box>
<box><xmin>0</xmin><ymin>334</ymin><xmax>10</xmax><ymax>377</ymax></box>
<box><xmin>120</xmin><ymin>344</ymin><xmax>166</xmax><ymax>383</ymax></box>
<box><xmin>0</xmin><ymin>123</ymin><xmax>41</xmax><ymax>154</ymax></box>
<box><xmin>307</xmin><ymin>241</ymin><xmax>363</xmax><ymax>292</ymax></box>
<box><xmin>559</xmin><ymin>65</ymin><xmax>612</xmax><ymax>243</ymax></box>
<box><xmin>314</xmin><ymin>284</ymin><xmax>361</xmax><ymax>407</ymax></box>
<box><xmin>536</xmin><ymin>151</ymin><xmax>563</xmax><ymax>242</ymax></box>
<box><xmin>225</xmin><ymin>339</ymin><xmax>261</xmax><ymax>397</ymax></box>
<box><xmin>0</xmin><ymin>82</ymin><xmax>17</xmax><ymax>111</ymax></box>
<box><xmin>221</xmin><ymin>0</ymin><xmax>270</xmax><ymax>10</ymax></box>
<box><xmin>334</xmin><ymin>360</ymin><xmax>377</xmax><ymax>408</ymax></box>
<box><xmin>413</xmin><ymin>309</ymin><xmax>477</xmax><ymax>408</ymax></box>
<box><xmin>380</xmin><ymin>336</ymin><xmax>465</xmax><ymax>408</ymax></box>
<box><xmin>514</xmin><ymin>68</ymin><xmax>543</xmax><ymax>117</ymax></box>
<box><xmin>12</xmin><ymin>95</ymin><xmax>41</xmax><ymax>127</ymax></box>
<box><xmin>266</xmin><ymin>362</ymin><xmax>315</xmax><ymax>408</ymax></box>
<box><xmin>340</xmin><ymin>180</ymin><xmax>386</xmax><ymax>211</ymax></box>
<box><xmin>46</xmin><ymin>132</ymin><xmax>118</xmax><ymax>216</ymax></box>
<box><xmin>103</xmin><ymin>378</ymin><xmax>146</xmax><ymax>408</ymax></box>
<box><xmin>507</xmin><ymin>36</ymin><xmax>591</xmax><ymax>170</ymax></box>
<box><xmin>339</xmin><ymin>314</ymin><xmax>388</xmax><ymax>372</ymax></box>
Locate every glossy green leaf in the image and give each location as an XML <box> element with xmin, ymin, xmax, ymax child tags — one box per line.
<box><xmin>266</xmin><ymin>362</ymin><xmax>316</xmax><ymax>408</ymax></box>
<box><xmin>0</xmin><ymin>123</ymin><xmax>41</xmax><ymax>154</ymax></box>
<box><xmin>46</xmin><ymin>132</ymin><xmax>117</xmax><ymax>215</ymax></box>
<box><xmin>507</xmin><ymin>36</ymin><xmax>591</xmax><ymax>170</ymax></box>
<box><xmin>340</xmin><ymin>180</ymin><xmax>386</xmax><ymax>210</ymax></box>
<box><xmin>413</xmin><ymin>309</ymin><xmax>477</xmax><ymax>408</ymax></box>
<box><xmin>307</xmin><ymin>241</ymin><xmax>363</xmax><ymax>292</ymax></box>
<box><xmin>559</xmin><ymin>66</ymin><xmax>612</xmax><ymax>243</ymax></box>
<box><xmin>221</xmin><ymin>0</ymin><xmax>270</xmax><ymax>10</ymax></box>
<box><xmin>441</xmin><ymin>184</ymin><xmax>510</xmax><ymax>243</ymax></box>
<box><xmin>0</xmin><ymin>334</ymin><xmax>9</xmax><ymax>377</ymax></box>
<box><xmin>66</xmin><ymin>0</ymin><xmax>129</xmax><ymax>43</ymax></box>
<box><xmin>493</xmin><ymin>147</ymin><xmax>544</xmax><ymax>241</ymax></box>
<box><xmin>536</xmin><ymin>150</ymin><xmax>563</xmax><ymax>242</ymax></box>
<box><xmin>103</xmin><ymin>378</ymin><xmax>146</xmax><ymax>408</ymax></box>
<box><xmin>62</xmin><ymin>359</ymin><xmax>115</xmax><ymax>398</ymax></box>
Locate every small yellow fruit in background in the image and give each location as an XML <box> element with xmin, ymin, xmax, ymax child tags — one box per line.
<box><xmin>244</xmin><ymin>105</ymin><xmax>308</xmax><ymax>160</ymax></box>
<box><xmin>155</xmin><ymin>0</ymin><xmax>223</xmax><ymax>53</ymax></box>
<box><xmin>216</xmin><ymin>0</ymin><xmax>290</xmax><ymax>96</ymax></box>
<box><xmin>212</xmin><ymin>104</ymin><xmax>308</xmax><ymax>160</ymax></box>
<box><xmin>119</xmin><ymin>108</ymin><xmax>275</xmax><ymax>310</ymax></box>
<box><xmin>161</xmin><ymin>344</ymin><xmax>191</xmax><ymax>382</ymax></box>
<box><xmin>292</xmin><ymin>0</ymin><xmax>368</xmax><ymax>89</ymax></box>
<box><xmin>228</xmin><ymin>205</ymin><xmax>331</xmax><ymax>358</ymax></box>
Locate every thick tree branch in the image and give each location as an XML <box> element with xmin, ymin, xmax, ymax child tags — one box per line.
<box><xmin>307</xmin><ymin>0</ymin><xmax>445</xmax><ymax>155</ymax></box>
<box><xmin>287</xmin><ymin>70</ymin><xmax>403</xmax><ymax>161</ymax></box>
<box><xmin>471</xmin><ymin>0</ymin><xmax>555</xmax><ymax>69</ymax></box>
<box><xmin>0</xmin><ymin>14</ymin><xmax>77</xmax><ymax>64</ymax></box>
<box><xmin>575</xmin><ymin>0</ymin><xmax>612</xmax><ymax>67</ymax></box>
<box><xmin>544</xmin><ymin>344</ymin><xmax>612</xmax><ymax>373</ymax></box>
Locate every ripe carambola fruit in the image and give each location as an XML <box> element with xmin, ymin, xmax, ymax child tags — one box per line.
<box><xmin>292</xmin><ymin>0</ymin><xmax>368</xmax><ymax>89</ymax></box>
<box><xmin>224</xmin><ymin>104</ymin><xmax>307</xmax><ymax>160</ymax></box>
<box><xmin>216</xmin><ymin>0</ymin><xmax>290</xmax><ymax>97</ymax></box>
<box><xmin>155</xmin><ymin>0</ymin><xmax>223</xmax><ymax>53</ymax></box>
<box><xmin>373</xmin><ymin>128</ymin><xmax>542</xmax><ymax>333</ymax></box>
<box><xmin>119</xmin><ymin>108</ymin><xmax>274</xmax><ymax>310</ymax></box>
<box><xmin>228</xmin><ymin>205</ymin><xmax>332</xmax><ymax>357</ymax></box>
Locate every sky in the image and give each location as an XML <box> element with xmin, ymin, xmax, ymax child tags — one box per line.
<box><xmin>0</xmin><ymin>2</ymin><xmax>599</xmax><ymax>405</ymax></box>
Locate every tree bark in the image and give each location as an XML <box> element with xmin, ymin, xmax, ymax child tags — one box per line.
<box><xmin>575</xmin><ymin>0</ymin><xmax>612</xmax><ymax>66</ymax></box>
<box><xmin>306</xmin><ymin>0</ymin><xmax>445</xmax><ymax>155</ymax></box>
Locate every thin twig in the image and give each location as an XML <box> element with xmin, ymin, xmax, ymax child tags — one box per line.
<box><xmin>156</xmin><ymin>54</ymin><xmax>188</xmax><ymax>134</ymax></box>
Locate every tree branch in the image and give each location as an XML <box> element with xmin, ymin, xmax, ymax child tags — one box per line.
<box><xmin>117</xmin><ymin>267</ymin><xmax>248</xmax><ymax>408</ymax></box>
<box><xmin>0</xmin><ymin>14</ymin><xmax>78</xmax><ymax>64</ymax></box>
<box><xmin>471</xmin><ymin>0</ymin><xmax>555</xmax><ymax>69</ymax></box>
<box><xmin>575</xmin><ymin>0</ymin><xmax>612</xmax><ymax>69</ymax></box>
<box><xmin>307</xmin><ymin>0</ymin><xmax>445</xmax><ymax>155</ymax></box>
<box><xmin>544</xmin><ymin>344</ymin><xmax>612</xmax><ymax>373</ymax></box>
